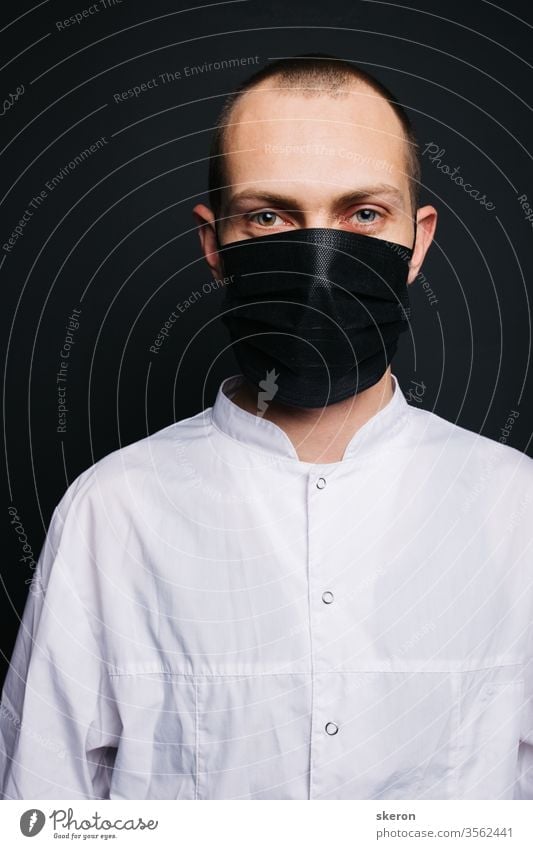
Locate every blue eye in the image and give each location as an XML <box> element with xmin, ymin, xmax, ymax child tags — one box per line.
<box><xmin>250</xmin><ymin>211</ymin><xmax>283</xmax><ymax>227</ymax></box>
<box><xmin>353</xmin><ymin>209</ymin><xmax>380</xmax><ymax>224</ymax></box>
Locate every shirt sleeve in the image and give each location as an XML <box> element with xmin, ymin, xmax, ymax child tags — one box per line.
<box><xmin>0</xmin><ymin>473</ymin><xmax>121</xmax><ymax>799</ymax></box>
<box><xmin>515</xmin><ymin>650</ymin><xmax>533</xmax><ymax>798</ymax></box>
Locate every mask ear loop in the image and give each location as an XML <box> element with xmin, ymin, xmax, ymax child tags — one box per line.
<box><xmin>407</xmin><ymin>208</ymin><xmax>418</xmax><ymax>288</ymax></box>
<box><xmin>411</xmin><ymin>209</ymin><xmax>418</xmax><ymax>254</ymax></box>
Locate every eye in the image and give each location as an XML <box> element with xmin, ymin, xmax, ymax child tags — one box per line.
<box><xmin>248</xmin><ymin>210</ymin><xmax>285</xmax><ymax>227</ymax></box>
<box><xmin>351</xmin><ymin>208</ymin><xmax>381</xmax><ymax>224</ymax></box>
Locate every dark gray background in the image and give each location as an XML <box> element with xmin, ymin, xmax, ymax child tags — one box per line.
<box><xmin>2</xmin><ymin>0</ymin><xmax>532</xmax><ymax>684</ymax></box>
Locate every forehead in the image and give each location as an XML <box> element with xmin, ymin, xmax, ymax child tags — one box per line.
<box><xmin>222</xmin><ymin>80</ymin><xmax>410</xmax><ymax>200</ymax></box>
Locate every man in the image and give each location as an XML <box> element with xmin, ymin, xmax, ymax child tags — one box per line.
<box><xmin>1</xmin><ymin>54</ymin><xmax>532</xmax><ymax>801</ymax></box>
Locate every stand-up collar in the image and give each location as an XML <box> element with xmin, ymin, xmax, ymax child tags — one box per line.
<box><xmin>210</xmin><ymin>372</ymin><xmax>411</xmax><ymax>464</ymax></box>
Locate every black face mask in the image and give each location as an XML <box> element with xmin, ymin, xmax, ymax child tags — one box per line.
<box><xmin>218</xmin><ymin>227</ymin><xmax>413</xmax><ymax>408</ymax></box>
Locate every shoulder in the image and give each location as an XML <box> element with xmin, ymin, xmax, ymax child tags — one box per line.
<box><xmin>410</xmin><ymin>406</ymin><xmax>533</xmax><ymax>486</ymax></box>
<box><xmin>406</xmin><ymin>403</ymin><xmax>533</xmax><ymax>487</ymax></box>
<box><xmin>55</xmin><ymin>407</ymin><xmax>213</xmax><ymax>513</ymax></box>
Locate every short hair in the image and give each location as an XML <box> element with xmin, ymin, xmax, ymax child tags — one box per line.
<box><xmin>208</xmin><ymin>53</ymin><xmax>421</xmax><ymax>223</ymax></box>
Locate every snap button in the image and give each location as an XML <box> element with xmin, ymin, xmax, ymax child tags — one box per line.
<box><xmin>316</xmin><ymin>477</ymin><xmax>327</xmax><ymax>489</ymax></box>
<box><xmin>325</xmin><ymin>721</ymin><xmax>339</xmax><ymax>735</ymax></box>
<box><xmin>322</xmin><ymin>590</ymin><xmax>334</xmax><ymax>604</ymax></box>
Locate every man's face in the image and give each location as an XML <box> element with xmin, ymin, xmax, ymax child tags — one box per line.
<box><xmin>219</xmin><ymin>81</ymin><xmax>414</xmax><ymax>247</ymax></box>
<box><xmin>194</xmin><ymin>80</ymin><xmax>436</xmax><ymax>285</ymax></box>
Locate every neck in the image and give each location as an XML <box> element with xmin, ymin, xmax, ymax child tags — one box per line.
<box><xmin>230</xmin><ymin>368</ymin><xmax>395</xmax><ymax>463</ymax></box>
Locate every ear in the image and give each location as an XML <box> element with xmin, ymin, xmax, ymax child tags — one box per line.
<box><xmin>407</xmin><ymin>205</ymin><xmax>438</xmax><ymax>284</ymax></box>
<box><xmin>192</xmin><ymin>203</ymin><xmax>224</xmax><ymax>280</ymax></box>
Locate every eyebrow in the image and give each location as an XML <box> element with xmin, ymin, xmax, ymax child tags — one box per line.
<box><xmin>228</xmin><ymin>185</ymin><xmax>406</xmax><ymax>211</ymax></box>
